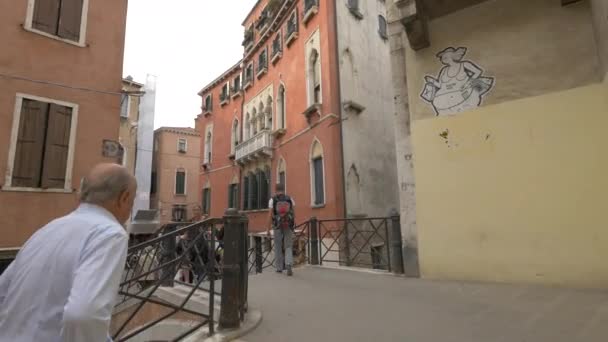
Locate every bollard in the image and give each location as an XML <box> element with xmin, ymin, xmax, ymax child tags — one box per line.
<box><xmin>389</xmin><ymin>209</ymin><xmax>405</xmax><ymax>275</ymax></box>
<box><xmin>254</xmin><ymin>235</ymin><xmax>263</xmax><ymax>273</ymax></box>
<box><xmin>310</xmin><ymin>217</ymin><xmax>320</xmax><ymax>265</ymax></box>
<box><xmin>219</xmin><ymin>209</ymin><xmax>245</xmax><ymax>330</ymax></box>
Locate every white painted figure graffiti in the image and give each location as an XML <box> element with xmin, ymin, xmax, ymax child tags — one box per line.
<box><xmin>421</xmin><ymin>47</ymin><xmax>494</xmax><ymax>116</ymax></box>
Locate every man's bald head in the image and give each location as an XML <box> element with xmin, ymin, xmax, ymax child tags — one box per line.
<box><xmin>80</xmin><ymin>163</ymin><xmax>136</xmax><ymax>204</ymax></box>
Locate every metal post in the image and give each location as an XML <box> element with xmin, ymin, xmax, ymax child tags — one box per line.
<box><xmin>239</xmin><ymin>214</ymin><xmax>249</xmax><ymax>318</ymax></box>
<box><xmin>310</xmin><ymin>217</ymin><xmax>320</xmax><ymax>265</ymax></box>
<box><xmin>254</xmin><ymin>236</ymin><xmax>263</xmax><ymax>273</ymax></box>
<box><xmin>160</xmin><ymin>224</ymin><xmax>177</xmax><ymax>286</ymax></box>
<box><xmin>219</xmin><ymin>209</ymin><xmax>243</xmax><ymax>330</ymax></box>
<box><xmin>389</xmin><ymin>209</ymin><xmax>405</xmax><ymax>275</ymax></box>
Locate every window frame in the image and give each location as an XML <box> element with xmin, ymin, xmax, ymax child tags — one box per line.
<box><xmin>3</xmin><ymin>93</ymin><xmax>79</xmax><ymax>193</ymax></box>
<box><xmin>24</xmin><ymin>0</ymin><xmax>91</xmax><ymax>47</ymax></box>
<box><xmin>177</xmin><ymin>138</ymin><xmax>187</xmax><ymax>153</ymax></box>
<box><xmin>120</xmin><ymin>93</ymin><xmax>130</xmax><ymax>119</ymax></box>
<box><xmin>309</xmin><ymin>139</ymin><xmax>326</xmax><ymax>207</ymax></box>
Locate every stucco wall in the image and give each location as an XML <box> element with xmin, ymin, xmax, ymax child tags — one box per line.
<box><xmin>152</xmin><ymin>130</ymin><xmax>201</xmax><ymax>224</ymax></box>
<box><xmin>412</xmin><ymin>81</ymin><xmax>608</xmax><ymax>288</ymax></box>
<box><xmin>406</xmin><ymin>0</ymin><xmax>600</xmax><ymax>120</ymax></box>
<box><xmin>336</xmin><ymin>0</ymin><xmax>399</xmax><ymax>218</ymax></box>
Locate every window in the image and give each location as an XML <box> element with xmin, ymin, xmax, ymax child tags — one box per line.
<box><xmin>231</xmin><ymin>119</ymin><xmax>239</xmax><ymax>155</ymax></box>
<box><xmin>203</xmin><ymin>94</ymin><xmax>213</xmax><ymax>113</ymax></box>
<box><xmin>308</xmin><ymin>49</ymin><xmax>321</xmax><ymax>105</ymax></box>
<box><xmin>252</xmin><ymin>108</ymin><xmax>258</xmax><ymax>135</ymax></box>
<box><xmin>172</xmin><ymin>205</ymin><xmax>187</xmax><ymax>222</ymax></box>
<box><xmin>228</xmin><ymin>183</ymin><xmax>239</xmax><ymax>209</ymax></box>
<box><xmin>244</xmin><ymin>63</ymin><xmax>254</xmax><ymax>89</ymax></box>
<box><xmin>285</xmin><ymin>9</ymin><xmax>299</xmax><ymax>46</ymax></box>
<box><xmin>378</xmin><ymin>15</ymin><xmax>388</xmax><ymax>40</ymax></box>
<box><xmin>347</xmin><ymin>0</ymin><xmax>364</xmax><ymax>19</ymax></box>
<box><xmin>26</xmin><ymin>0</ymin><xmax>88</xmax><ymax>45</ymax></box>
<box><xmin>303</xmin><ymin>0</ymin><xmax>319</xmax><ymax>24</ymax></box>
<box><xmin>6</xmin><ymin>95</ymin><xmax>77</xmax><ymax>190</ymax></box>
<box><xmin>120</xmin><ymin>94</ymin><xmax>129</xmax><ymax>118</ymax></box>
<box><xmin>150</xmin><ymin>171</ymin><xmax>157</xmax><ymax>194</ymax></box>
<box><xmin>178</xmin><ymin>138</ymin><xmax>187</xmax><ymax>153</ymax></box>
<box><xmin>204</xmin><ymin>128</ymin><xmax>212</xmax><ymax>164</ymax></box>
<box><xmin>313</xmin><ymin>157</ymin><xmax>324</xmax><ymax>205</ymax></box>
<box><xmin>232</xmin><ymin>75</ymin><xmax>241</xmax><ymax>94</ymax></box>
<box><xmin>175</xmin><ymin>169</ymin><xmax>186</xmax><ymax>195</ymax></box>
<box><xmin>245</xmin><ymin>113</ymin><xmax>251</xmax><ymax>140</ymax></box>
<box><xmin>257</xmin><ymin>48</ymin><xmax>268</xmax><ymax>77</ymax></box>
<box><xmin>265</xmin><ymin>96</ymin><xmax>273</xmax><ymax>130</ymax></box>
<box><xmin>310</xmin><ymin>140</ymin><xmax>325</xmax><ymax>206</ymax></box>
<box><xmin>277</xmin><ymin>157</ymin><xmax>287</xmax><ymax>191</ymax></box>
<box><xmin>272</xmin><ymin>32</ymin><xmax>283</xmax><ymax>63</ymax></box>
<box><xmin>220</xmin><ymin>83</ymin><xmax>230</xmax><ymax>104</ymax></box>
<box><xmin>259</xmin><ymin>167</ymin><xmax>270</xmax><ymax>210</ymax></box>
<box><xmin>243</xmin><ymin>175</ymin><xmax>249</xmax><ymax>210</ymax></box>
<box><xmin>277</xmin><ymin>85</ymin><xmax>286</xmax><ymax>130</ymax></box>
<box><xmin>202</xmin><ymin>188</ymin><xmax>211</xmax><ymax>215</ymax></box>
<box><xmin>248</xmin><ymin>172</ymin><xmax>258</xmax><ymax>210</ymax></box>
<box><xmin>243</xmin><ymin>25</ymin><xmax>254</xmax><ymax>50</ymax></box>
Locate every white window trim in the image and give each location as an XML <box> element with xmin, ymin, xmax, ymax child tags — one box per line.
<box><xmin>174</xmin><ymin>168</ymin><xmax>187</xmax><ymax>196</ymax></box>
<box><xmin>305</xmin><ymin>31</ymin><xmax>323</xmax><ymax>107</ymax></box>
<box><xmin>3</xmin><ymin>93</ymin><xmax>79</xmax><ymax>193</ymax></box>
<box><xmin>309</xmin><ymin>138</ymin><xmax>326</xmax><ymax>207</ymax></box>
<box><xmin>121</xmin><ymin>145</ymin><xmax>128</xmax><ymax>167</ymax></box>
<box><xmin>24</xmin><ymin>0</ymin><xmax>90</xmax><ymax>47</ymax></box>
<box><xmin>177</xmin><ymin>137</ymin><xmax>187</xmax><ymax>153</ymax></box>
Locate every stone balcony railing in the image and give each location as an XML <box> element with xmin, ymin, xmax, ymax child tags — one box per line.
<box><xmin>235</xmin><ymin>129</ymin><xmax>273</xmax><ymax>163</ymax></box>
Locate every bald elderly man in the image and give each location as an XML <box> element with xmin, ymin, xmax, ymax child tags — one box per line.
<box><xmin>0</xmin><ymin>163</ymin><xmax>137</xmax><ymax>342</ymax></box>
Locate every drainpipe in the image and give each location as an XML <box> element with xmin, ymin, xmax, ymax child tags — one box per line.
<box><xmin>331</xmin><ymin>0</ymin><xmax>347</xmax><ymax>220</ymax></box>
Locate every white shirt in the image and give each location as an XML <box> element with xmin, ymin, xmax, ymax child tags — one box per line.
<box><xmin>0</xmin><ymin>204</ymin><xmax>128</xmax><ymax>342</ymax></box>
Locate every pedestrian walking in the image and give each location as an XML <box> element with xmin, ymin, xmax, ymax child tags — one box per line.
<box><xmin>266</xmin><ymin>183</ymin><xmax>295</xmax><ymax>276</ymax></box>
<box><xmin>0</xmin><ymin>163</ymin><xmax>136</xmax><ymax>342</ymax></box>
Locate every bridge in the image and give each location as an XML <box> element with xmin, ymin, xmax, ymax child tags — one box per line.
<box><xmin>111</xmin><ymin>211</ymin><xmax>608</xmax><ymax>342</ymax></box>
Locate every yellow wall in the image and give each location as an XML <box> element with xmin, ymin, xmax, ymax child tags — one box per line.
<box><xmin>412</xmin><ymin>81</ymin><xmax>608</xmax><ymax>288</ymax></box>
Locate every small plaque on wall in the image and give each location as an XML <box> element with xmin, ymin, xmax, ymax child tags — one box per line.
<box><xmin>102</xmin><ymin>140</ymin><xmax>123</xmax><ymax>158</ymax></box>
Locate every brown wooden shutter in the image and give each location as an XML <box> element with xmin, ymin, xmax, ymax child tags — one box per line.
<box><xmin>32</xmin><ymin>0</ymin><xmax>61</xmax><ymax>36</ymax></box>
<box><xmin>41</xmin><ymin>104</ymin><xmax>72</xmax><ymax>189</ymax></box>
<box><xmin>58</xmin><ymin>0</ymin><xmax>83</xmax><ymax>42</ymax></box>
<box><xmin>12</xmin><ymin>100</ymin><xmax>48</xmax><ymax>188</ymax></box>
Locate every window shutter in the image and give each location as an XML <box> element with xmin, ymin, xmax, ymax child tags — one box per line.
<box><xmin>41</xmin><ymin>104</ymin><xmax>72</xmax><ymax>189</ymax></box>
<box><xmin>234</xmin><ymin>184</ymin><xmax>239</xmax><ymax>209</ymax></box>
<box><xmin>176</xmin><ymin>171</ymin><xmax>185</xmax><ymax>194</ymax></box>
<box><xmin>12</xmin><ymin>99</ymin><xmax>48</xmax><ymax>188</ymax></box>
<box><xmin>120</xmin><ymin>94</ymin><xmax>129</xmax><ymax>118</ymax></box>
<box><xmin>205</xmin><ymin>189</ymin><xmax>211</xmax><ymax>214</ymax></box>
<box><xmin>58</xmin><ymin>0</ymin><xmax>84</xmax><ymax>42</ymax></box>
<box><xmin>250</xmin><ymin>173</ymin><xmax>258</xmax><ymax>209</ymax></box>
<box><xmin>32</xmin><ymin>0</ymin><xmax>61</xmax><ymax>36</ymax></box>
<box><xmin>228</xmin><ymin>185</ymin><xmax>233</xmax><ymax>208</ymax></box>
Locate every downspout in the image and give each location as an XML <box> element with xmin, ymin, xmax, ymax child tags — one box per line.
<box><xmin>332</xmin><ymin>0</ymin><xmax>348</xmax><ymax>220</ymax></box>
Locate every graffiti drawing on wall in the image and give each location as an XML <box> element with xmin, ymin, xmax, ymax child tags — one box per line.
<box><xmin>420</xmin><ymin>47</ymin><xmax>495</xmax><ymax>116</ymax></box>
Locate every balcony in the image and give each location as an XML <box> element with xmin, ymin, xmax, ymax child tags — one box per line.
<box><xmin>235</xmin><ymin>130</ymin><xmax>273</xmax><ymax>164</ymax></box>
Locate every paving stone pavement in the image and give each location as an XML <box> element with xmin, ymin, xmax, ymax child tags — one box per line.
<box><xmin>243</xmin><ymin>266</ymin><xmax>608</xmax><ymax>342</ymax></box>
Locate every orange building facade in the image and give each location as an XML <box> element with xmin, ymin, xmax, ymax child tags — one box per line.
<box><xmin>196</xmin><ymin>0</ymin><xmax>398</xmax><ymax>232</ymax></box>
<box><xmin>0</xmin><ymin>0</ymin><xmax>128</xmax><ymax>252</ymax></box>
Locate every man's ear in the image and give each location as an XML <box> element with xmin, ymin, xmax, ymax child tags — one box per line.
<box><xmin>119</xmin><ymin>190</ymin><xmax>130</xmax><ymax>205</ymax></box>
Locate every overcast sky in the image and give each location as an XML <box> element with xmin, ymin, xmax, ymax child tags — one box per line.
<box><xmin>123</xmin><ymin>0</ymin><xmax>257</xmax><ymax>129</ymax></box>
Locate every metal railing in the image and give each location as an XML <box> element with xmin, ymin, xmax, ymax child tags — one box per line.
<box><xmin>247</xmin><ymin>221</ymin><xmax>310</xmax><ymax>274</ymax></box>
<box><xmin>113</xmin><ymin>219</ymin><xmax>221</xmax><ymax>341</ymax></box>
<box><xmin>247</xmin><ymin>213</ymin><xmax>405</xmax><ymax>275</ymax></box>
<box><xmin>113</xmin><ymin>209</ymin><xmax>251</xmax><ymax>341</ymax></box>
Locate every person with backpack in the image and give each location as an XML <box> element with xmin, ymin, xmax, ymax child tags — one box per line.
<box><xmin>266</xmin><ymin>183</ymin><xmax>295</xmax><ymax>276</ymax></box>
